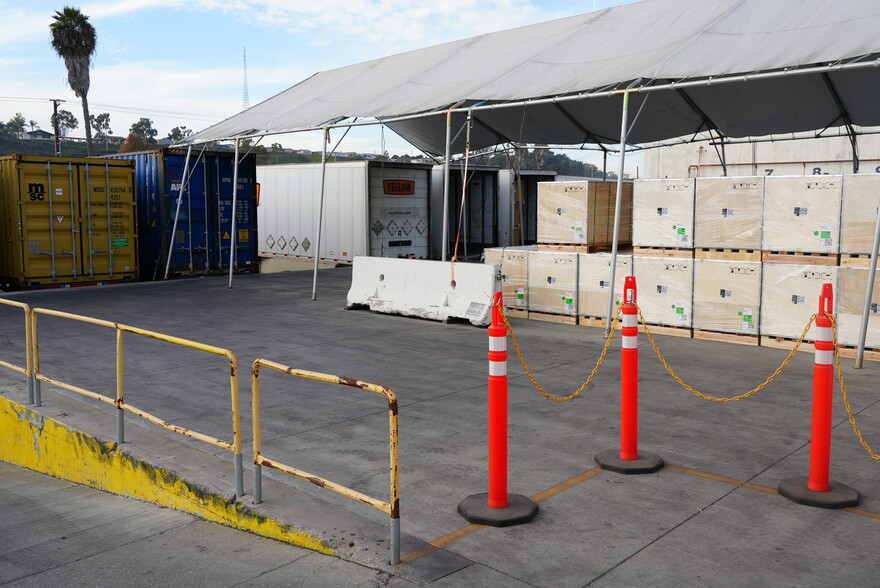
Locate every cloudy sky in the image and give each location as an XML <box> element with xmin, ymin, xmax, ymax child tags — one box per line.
<box><xmin>1</xmin><ymin>0</ymin><xmax>640</xmax><ymax>167</ymax></box>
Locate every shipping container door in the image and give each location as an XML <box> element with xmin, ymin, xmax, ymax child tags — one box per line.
<box><xmin>447</xmin><ymin>170</ymin><xmax>497</xmax><ymax>259</ymax></box>
<box><xmin>161</xmin><ymin>153</ymin><xmax>211</xmax><ymax>274</ymax></box>
<box><xmin>14</xmin><ymin>159</ymin><xmax>81</xmax><ymax>284</ymax></box>
<box><xmin>213</xmin><ymin>154</ymin><xmax>258</xmax><ymax>271</ymax></box>
<box><xmin>369</xmin><ymin>165</ymin><xmax>429</xmax><ymax>258</ymax></box>
<box><xmin>78</xmin><ymin>161</ymin><xmax>137</xmax><ymax>281</ymax></box>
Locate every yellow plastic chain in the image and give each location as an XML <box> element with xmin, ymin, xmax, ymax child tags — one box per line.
<box><xmin>497</xmin><ymin>302</ymin><xmax>621</xmax><ymax>402</ymax></box>
<box><xmin>637</xmin><ymin>305</ymin><xmax>815</xmax><ymax>402</ymax></box>
<box><xmin>830</xmin><ymin>317</ymin><xmax>880</xmax><ymax>460</ymax></box>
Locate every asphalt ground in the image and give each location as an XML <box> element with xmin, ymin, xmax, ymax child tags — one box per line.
<box><xmin>1</xmin><ymin>267</ymin><xmax>879</xmax><ymax>587</ymax></box>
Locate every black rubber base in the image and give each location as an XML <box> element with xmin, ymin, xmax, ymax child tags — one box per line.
<box><xmin>458</xmin><ymin>493</ymin><xmax>539</xmax><ymax>527</ymax></box>
<box><xmin>778</xmin><ymin>476</ymin><xmax>860</xmax><ymax>509</ymax></box>
<box><xmin>595</xmin><ymin>448</ymin><xmax>664</xmax><ymax>474</ymax></box>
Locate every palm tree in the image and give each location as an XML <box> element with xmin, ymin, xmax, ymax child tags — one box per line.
<box><xmin>49</xmin><ymin>7</ymin><xmax>96</xmax><ymax>156</ymax></box>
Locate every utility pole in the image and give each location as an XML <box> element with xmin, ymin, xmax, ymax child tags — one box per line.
<box><xmin>242</xmin><ymin>47</ymin><xmax>249</xmax><ymax>110</ymax></box>
<box><xmin>51</xmin><ymin>99</ymin><xmax>63</xmax><ymax>156</ymax></box>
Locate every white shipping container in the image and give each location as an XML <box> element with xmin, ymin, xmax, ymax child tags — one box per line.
<box><xmin>257</xmin><ymin>161</ymin><xmax>431</xmax><ymax>264</ymax></box>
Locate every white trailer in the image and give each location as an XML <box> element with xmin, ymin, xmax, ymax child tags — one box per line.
<box><xmin>257</xmin><ymin>161</ymin><xmax>432</xmax><ymax>264</ymax></box>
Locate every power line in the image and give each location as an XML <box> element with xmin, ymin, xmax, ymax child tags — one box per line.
<box><xmin>0</xmin><ymin>96</ymin><xmax>222</xmax><ymax>122</ymax></box>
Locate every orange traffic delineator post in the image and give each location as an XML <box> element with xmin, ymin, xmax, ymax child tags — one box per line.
<box><xmin>459</xmin><ymin>291</ymin><xmax>538</xmax><ymax>526</ymax></box>
<box><xmin>779</xmin><ymin>283</ymin><xmax>860</xmax><ymax>508</ymax></box>
<box><xmin>596</xmin><ymin>276</ymin><xmax>664</xmax><ymax>474</ymax></box>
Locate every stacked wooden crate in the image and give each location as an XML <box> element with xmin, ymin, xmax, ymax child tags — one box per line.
<box><xmin>483</xmin><ymin>246</ymin><xmax>535</xmax><ymax>317</ymax></box>
<box><xmin>537</xmin><ymin>180</ymin><xmax>633</xmax><ymax>250</ymax></box>
<box><xmin>840</xmin><ymin>174</ymin><xmax>880</xmax><ymax>267</ymax></box>
<box><xmin>577</xmin><ymin>253</ymin><xmax>633</xmax><ymax>327</ymax></box>
<box><xmin>527</xmin><ymin>249</ymin><xmax>579</xmax><ymax>323</ymax></box>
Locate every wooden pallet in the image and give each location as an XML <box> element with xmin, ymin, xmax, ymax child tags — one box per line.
<box><xmin>761</xmin><ymin>251</ymin><xmax>840</xmax><ymax>266</ymax></box>
<box><xmin>694</xmin><ymin>329</ymin><xmax>759</xmax><ymax>346</ymax></box>
<box><xmin>504</xmin><ymin>307</ymin><xmax>529</xmax><ymax>318</ymax></box>
<box><xmin>529</xmin><ymin>311</ymin><xmax>578</xmax><ymax>325</ymax></box>
<box><xmin>578</xmin><ymin>315</ymin><xmax>611</xmax><ymax>328</ymax></box>
<box><xmin>840</xmin><ymin>253</ymin><xmax>873</xmax><ymax>268</ymax></box>
<box><xmin>760</xmin><ymin>335</ymin><xmax>880</xmax><ymax>362</ymax></box>
<box><xmin>537</xmin><ymin>243</ymin><xmax>628</xmax><ymax>253</ymax></box>
<box><xmin>638</xmin><ymin>323</ymin><xmax>693</xmax><ymax>338</ymax></box>
<box><xmin>694</xmin><ymin>248</ymin><xmax>762</xmax><ymax>262</ymax></box>
<box><xmin>633</xmin><ymin>246</ymin><xmax>694</xmax><ymax>259</ymax></box>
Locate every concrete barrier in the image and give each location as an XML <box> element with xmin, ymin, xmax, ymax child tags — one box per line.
<box><xmin>346</xmin><ymin>257</ymin><xmax>501</xmax><ymax>326</ymax></box>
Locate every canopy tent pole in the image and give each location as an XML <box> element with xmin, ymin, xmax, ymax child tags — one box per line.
<box><xmin>854</xmin><ymin>206</ymin><xmax>880</xmax><ymax>368</ymax></box>
<box><xmin>165</xmin><ymin>145</ymin><xmax>192</xmax><ymax>279</ymax></box>
<box><xmin>605</xmin><ymin>89</ymin><xmax>633</xmax><ymax>336</ymax></box>
<box><xmin>227</xmin><ymin>139</ymin><xmax>240</xmax><ymax>289</ymax></box>
<box><xmin>442</xmin><ymin>111</ymin><xmax>452</xmax><ymax>261</ymax></box>
<box><xmin>312</xmin><ymin>127</ymin><xmax>330</xmax><ymax>300</ymax></box>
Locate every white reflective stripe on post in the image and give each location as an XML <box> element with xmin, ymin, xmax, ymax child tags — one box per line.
<box><xmin>489</xmin><ymin>362</ymin><xmax>507</xmax><ymax>377</ymax></box>
<box><xmin>622</xmin><ymin>335</ymin><xmax>638</xmax><ymax>349</ymax></box>
<box><xmin>489</xmin><ymin>337</ymin><xmax>506</xmax><ymax>352</ymax></box>
<box><xmin>816</xmin><ymin>327</ymin><xmax>832</xmax><ymax>342</ymax></box>
<box><xmin>622</xmin><ymin>314</ymin><xmax>638</xmax><ymax>328</ymax></box>
<box><xmin>815</xmin><ymin>349</ymin><xmax>834</xmax><ymax>366</ymax></box>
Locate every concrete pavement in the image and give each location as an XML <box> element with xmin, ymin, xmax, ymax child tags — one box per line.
<box><xmin>1</xmin><ymin>267</ymin><xmax>879</xmax><ymax>586</ymax></box>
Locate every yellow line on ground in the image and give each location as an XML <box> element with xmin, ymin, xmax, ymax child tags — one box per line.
<box><xmin>530</xmin><ymin>467</ymin><xmax>605</xmax><ymax>503</ymax></box>
<box><xmin>399</xmin><ymin>467</ymin><xmax>605</xmax><ymax>565</ymax></box>
<box><xmin>844</xmin><ymin>507</ymin><xmax>880</xmax><ymax>520</ymax></box>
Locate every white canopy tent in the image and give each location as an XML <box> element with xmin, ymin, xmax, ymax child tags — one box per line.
<box><xmin>179</xmin><ymin>0</ymin><xmax>880</xmax><ymax>365</ymax></box>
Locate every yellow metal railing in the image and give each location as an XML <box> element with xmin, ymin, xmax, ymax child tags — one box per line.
<box><xmin>0</xmin><ymin>298</ymin><xmax>35</xmax><ymax>404</ymax></box>
<box><xmin>251</xmin><ymin>359</ymin><xmax>400</xmax><ymax>564</ymax></box>
<box><xmin>32</xmin><ymin>308</ymin><xmax>244</xmax><ymax>497</ymax></box>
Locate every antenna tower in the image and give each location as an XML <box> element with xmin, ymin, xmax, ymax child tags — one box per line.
<box><xmin>242</xmin><ymin>47</ymin><xmax>249</xmax><ymax>109</ymax></box>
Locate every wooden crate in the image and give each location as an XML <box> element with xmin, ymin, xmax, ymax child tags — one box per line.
<box><xmin>759</xmin><ymin>263</ymin><xmax>839</xmax><ymax>340</ymax></box>
<box><xmin>634</xmin><ymin>246</ymin><xmax>694</xmax><ymax>259</ymax></box>
<box><xmin>762</xmin><ymin>176</ymin><xmax>842</xmax><ymax>253</ymax></box>
<box><xmin>840</xmin><ymin>253</ymin><xmax>873</xmax><ymax>268</ymax></box>
<box><xmin>840</xmin><ymin>174</ymin><xmax>880</xmax><ymax>254</ymax></box>
<box><xmin>694</xmin><ymin>177</ymin><xmax>764</xmax><ymax>249</ymax></box>
<box><xmin>632</xmin><ymin>178</ymin><xmax>695</xmax><ymax>248</ymax></box>
<box><xmin>578</xmin><ymin>253</ymin><xmax>633</xmax><ymax>318</ymax></box>
<box><xmin>836</xmin><ymin>266</ymin><xmax>880</xmax><ymax>348</ymax></box>
<box><xmin>526</xmin><ymin>250</ymin><xmax>578</xmax><ymax>316</ymax></box>
<box><xmin>484</xmin><ymin>246</ymin><xmax>534</xmax><ymax>311</ymax></box>
<box><xmin>536</xmin><ymin>180</ymin><xmax>633</xmax><ymax>245</ymax></box>
<box><xmin>632</xmin><ymin>256</ymin><xmax>694</xmax><ymax>328</ymax></box>
<box><xmin>695</xmin><ymin>248</ymin><xmax>761</xmax><ymax>262</ymax></box>
<box><xmin>692</xmin><ymin>259</ymin><xmax>761</xmax><ymax>335</ymax></box>
<box><xmin>761</xmin><ymin>251</ymin><xmax>839</xmax><ymax>266</ymax></box>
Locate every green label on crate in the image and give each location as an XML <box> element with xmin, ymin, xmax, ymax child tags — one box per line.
<box><xmin>820</xmin><ymin>231</ymin><xmax>831</xmax><ymax>239</ymax></box>
<box><xmin>112</xmin><ymin>238</ymin><xmax>129</xmax><ymax>247</ymax></box>
<box><xmin>677</xmin><ymin>227</ymin><xmax>686</xmax><ymax>235</ymax></box>
<box><xmin>743</xmin><ymin>314</ymin><xmax>753</xmax><ymax>322</ymax></box>
<box><xmin>675</xmin><ymin>306</ymin><xmax>684</xmax><ymax>314</ymax></box>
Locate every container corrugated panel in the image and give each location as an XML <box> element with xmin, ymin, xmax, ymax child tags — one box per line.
<box><xmin>107</xmin><ymin>149</ymin><xmax>258</xmax><ymax>278</ymax></box>
<box><xmin>0</xmin><ymin>154</ymin><xmax>137</xmax><ymax>289</ymax></box>
<box><xmin>692</xmin><ymin>259</ymin><xmax>761</xmax><ymax>334</ymax></box>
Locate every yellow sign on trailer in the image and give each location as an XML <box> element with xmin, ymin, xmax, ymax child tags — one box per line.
<box><xmin>0</xmin><ymin>154</ymin><xmax>138</xmax><ymax>289</ymax></box>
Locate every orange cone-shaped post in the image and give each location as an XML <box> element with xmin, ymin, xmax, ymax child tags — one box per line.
<box><xmin>596</xmin><ymin>276</ymin><xmax>663</xmax><ymax>474</ymax></box>
<box><xmin>459</xmin><ymin>291</ymin><xmax>538</xmax><ymax>526</ymax></box>
<box><xmin>779</xmin><ymin>284</ymin><xmax>859</xmax><ymax>508</ymax></box>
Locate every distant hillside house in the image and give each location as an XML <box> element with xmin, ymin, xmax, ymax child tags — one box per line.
<box><xmin>24</xmin><ymin>129</ymin><xmax>54</xmax><ymax>141</ymax></box>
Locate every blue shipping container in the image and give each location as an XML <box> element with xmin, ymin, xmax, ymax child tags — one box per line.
<box><xmin>107</xmin><ymin>148</ymin><xmax>258</xmax><ymax>279</ymax></box>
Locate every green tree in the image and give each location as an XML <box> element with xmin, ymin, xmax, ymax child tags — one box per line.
<box><xmin>130</xmin><ymin>117</ymin><xmax>157</xmax><ymax>142</ymax></box>
<box><xmin>166</xmin><ymin>126</ymin><xmax>192</xmax><ymax>142</ymax></box>
<box><xmin>51</xmin><ymin>109</ymin><xmax>78</xmax><ymax>137</ymax></box>
<box><xmin>90</xmin><ymin>112</ymin><xmax>112</xmax><ymax>138</ymax></box>
<box><xmin>28</xmin><ymin>119</ymin><xmax>39</xmax><ymax>133</ymax></box>
<box><xmin>50</xmin><ymin>6</ymin><xmax>97</xmax><ymax>156</ymax></box>
<box><xmin>270</xmin><ymin>142</ymin><xmax>283</xmax><ymax>153</ymax></box>
<box><xmin>6</xmin><ymin>113</ymin><xmax>26</xmax><ymax>138</ymax></box>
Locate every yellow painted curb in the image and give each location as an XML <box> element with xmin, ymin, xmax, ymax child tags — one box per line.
<box><xmin>0</xmin><ymin>395</ymin><xmax>335</xmax><ymax>556</ymax></box>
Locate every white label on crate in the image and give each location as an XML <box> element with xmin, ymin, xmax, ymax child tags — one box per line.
<box><xmin>599</xmin><ymin>280</ymin><xmax>609</xmax><ymax>289</ymax></box>
<box><xmin>517</xmin><ymin>288</ymin><xmax>526</xmax><ymax>307</ymax></box>
<box><xmin>657</xmin><ymin>285</ymin><xmax>668</xmax><ymax>294</ymax></box>
<box><xmin>673</xmin><ymin>225</ymin><xmax>689</xmax><ymax>244</ymax></box>
<box><xmin>818</xmin><ymin>224</ymin><xmax>833</xmax><ymax>248</ymax></box>
<box><xmin>547</xmin><ymin>276</ymin><xmax>557</xmax><ymax>284</ymax></box>
<box><xmin>557</xmin><ymin>208</ymin><xmax>567</xmax><ymax>216</ymax></box>
<box><xmin>794</xmin><ymin>206</ymin><xmax>808</xmax><ymax>217</ymax></box>
<box><xmin>721</xmin><ymin>208</ymin><xmax>735</xmax><ymax>218</ymax></box>
<box><xmin>573</xmin><ymin>221</ymin><xmax>584</xmax><ymax>241</ymax></box>
<box><xmin>657</xmin><ymin>207</ymin><xmax>668</xmax><ymax>216</ymax></box>
<box><xmin>673</xmin><ymin>302</ymin><xmax>687</xmax><ymax>322</ymax></box>
<box><xmin>791</xmin><ymin>295</ymin><xmax>806</xmax><ymax>305</ymax></box>
<box><xmin>719</xmin><ymin>289</ymin><xmax>733</xmax><ymax>299</ymax></box>
<box><xmin>741</xmin><ymin>308</ymin><xmax>755</xmax><ymax>330</ymax></box>
<box><xmin>871</xmin><ymin>302</ymin><xmax>879</xmax><ymax>314</ymax></box>
<box><xmin>501</xmin><ymin>273</ymin><xmax>509</xmax><ymax>283</ymax></box>
<box><xmin>563</xmin><ymin>293</ymin><xmax>575</xmax><ymax>313</ymax></box>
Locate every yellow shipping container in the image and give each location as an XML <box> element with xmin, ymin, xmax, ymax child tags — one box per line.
<box><xmin>0</xmin><ymin>154</ymin><xmax>137</xmax><ymax>289</ymax></box>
